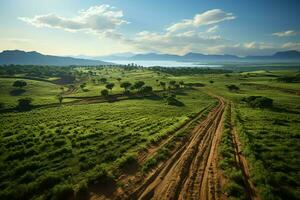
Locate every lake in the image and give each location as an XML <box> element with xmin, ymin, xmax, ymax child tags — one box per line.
<box><xmin>105</xmin><ymin>60</ymin><xmax>222</xmax><ymax>67</ymax></box>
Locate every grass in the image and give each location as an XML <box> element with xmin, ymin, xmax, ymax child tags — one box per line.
<box><xmin>0</xmin><ymin>66</ymin><xmax>299</xmax><ymax>200</ymax></box>
<box><xmin>0</xmin><ymin>67</ymin><xmax>216</xmax><ymax>200</ymax></box>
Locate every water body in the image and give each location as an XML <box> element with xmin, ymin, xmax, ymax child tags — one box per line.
<box><xmin>105</xmin><ymin>60</ymin><xmax>222</xmax><ymax>67</ymax></box>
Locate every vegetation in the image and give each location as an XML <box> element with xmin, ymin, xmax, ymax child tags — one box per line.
<box><xmin>0</xmin><ymin>64</ymin><xmax>299</xmax><ymax>200</ymax></box>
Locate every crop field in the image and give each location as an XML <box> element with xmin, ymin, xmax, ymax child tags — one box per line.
<box><xmin>0</xmin><ymin>65</ymin><xmax>299</xmax><ymax>200</ymax></box>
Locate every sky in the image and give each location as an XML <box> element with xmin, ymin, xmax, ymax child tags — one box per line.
<box><xmin>0</xmin><ymin>0</ymin><xmax>300</xmax><ymax>56</ymax></box>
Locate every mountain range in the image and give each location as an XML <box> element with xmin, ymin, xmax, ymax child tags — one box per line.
<box><xmin>127</xmin><ymin>50</ymin><xmax>300</xmax><ymax>62</ymax></box>
<box><xmin>0</xmin><ymin>50</ymin><xmax>300</xmax><ymax>66</ymax></box>
<box><xmin>0</xmin><ymin>50</ymin><xmax>110</xmax><ymax>66</ymax></box>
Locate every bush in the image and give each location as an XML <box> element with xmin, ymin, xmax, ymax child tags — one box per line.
<box><xmin>13</xmin><ymin>80</ymin><xmax>27</xmax><ymax>88</ymax></box>
<box><xmin>75</xmin><ymin>181</ymin><xmax>88</xmax><ymax>198</ymax></box>
<box><xmin>100</xmin><ymin>89</ymin><xmax>109</xmax><ymax>97</ymax></box>
<box><xmin>52</xmin><ymin>183</ymin><xmax>74</xmax><ymax>200</ymax></box>
<box><xmin>226</xmin><ymin>84</ymin><xmax>239</xmax><ymax>92</ymax></box>
<box><xmin>17</xmin><ymin>97</ymin><xmax>33</xmax><ymax>110</ymax></box>
<box><xmin>224</xmin><ymin>182</ymin><xmax>245</xmax><ymax>198</ymax></box>
<box><xmin>242</xmin><ymin>96</ymin><xmax>273</xmax><ymax>108</ymax></box>
<box><xmin>166</xmin><ymin>96</ymin><xmax>184</xmax><ymax>106</ymax></box>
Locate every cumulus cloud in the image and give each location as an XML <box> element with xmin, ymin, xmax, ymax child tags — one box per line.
<box><xmin>272</xmin><ymin>30</ymin><xmax>297</xmax><ymax>37</ymax></box>
<box><xmin>166</xmin><ymin>9</ymin><xmax>235</xmax><ymax>32</ymax></box>
<box><xmin>129</xmin><ymin>30</ymin><xmax>227</xmax><ymax>55</ymax></box>
<box><xmin>19</xmin><ymin>5</ymin><xmax>128</xmax><ymax>37</ymax></box>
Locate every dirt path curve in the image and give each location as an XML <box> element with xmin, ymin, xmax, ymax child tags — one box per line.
<box><xmin>129</xmin><ymin>96</ymin><xmax>226</xmax><ymax>200</ymax></box>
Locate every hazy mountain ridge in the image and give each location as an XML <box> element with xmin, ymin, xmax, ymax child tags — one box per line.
<box><xmin>1</xmin><ymin>50</ymin><xmax>300</xmax><ymax>66</ymax></box>
<box><xmin>130</xmin><ymin>50</ymin><xmax>300</xmax><ymax>61</ymax></box>
<box><xmin>0</xmin><ymin>50</ymin><xmax>111</xmax><ymax>66</ymax></box>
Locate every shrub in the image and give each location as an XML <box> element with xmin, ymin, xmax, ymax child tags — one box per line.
<box><xmin>242</xmin><ymin>96</ymin><xmax>273</xmax><ymax>108</ymax></box>
<box><xmin>38</xmin><ymin>173</ymin><xmax>62</xmax><ymax>191</ymax></box>
<box><xmin>166</xmin><ymin>96</ymin><xmax>184</xmax><ymax>106</ymax></box>
<box><xmin>101</xmin><ymin>89</ymin><xmax>109</xmax><ymax>97</ymax></box>
<box><xmin>17</xmin><ymin>97</ymin><xmax>33</xmax><ymax>110</ymax></box>
<box><xmin>224</xmin><ymin>182</ymin><xmax>245</xmax><ymax>198</ymax></box>
<box><xmin>226</xmin><ymin>84</ymin><xmax>239</xmax><ymax>92</ymax></box>
<box><xmin>13</xmin><ymin>80</ymin><xmax>27</xmax><ymax>88</ymax></box>
<box><xmin>75</xmin><ymin>181</ymin><xmax>88</xmax><ymax>198</ymax></box>
<box><xmin>52</xmin><ymin>183</ymin><xmax>74</xmax><ymax>200</ymax></box>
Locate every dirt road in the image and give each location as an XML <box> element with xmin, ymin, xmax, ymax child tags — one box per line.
<box><xmin>129</xmin><ymin>97</ymin><xmax>226</xmax><ymax>200</ymax></box>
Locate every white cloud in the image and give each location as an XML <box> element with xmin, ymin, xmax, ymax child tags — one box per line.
<box><xmin>282</xmin><ymin>42</ymin><xmax>300</xmax><ymax>50</ymax></box>
<box><xmin>129</xmin><ymin>30</ymin><xmax>227</xmax><ymax>55</ymax></box>
<box><xmin>166</xmin><ymin>9</ymin><xmax>235</xmax><ymax>32</ymax></box>
<box><xmin>206</xmin><ymin>25</ymin><xmax>218</xmax><ymax>33</ymax></box>
<box><xmin>272</xmin><ymin>30</ymin><xmax>297</xmax><ymax>37</ymax></box>
<box><xmin>19</xmin><ymin>5</ymin><xmax>128</xmax><ymax>37</ymax></box>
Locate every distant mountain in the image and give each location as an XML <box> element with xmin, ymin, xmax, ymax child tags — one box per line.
<box><xmin>245</xmin><ymin>50</ymin><xmax>300</xmax><ymax>61</ymax></box>
<box><xmin>183</xmin><ymin>52</ymin><xmax>240</xmax><ymax>61</ymax></box>
<box><xmin>273</xmin><ymin>50</ymin><xmax>300</xmax><ymax>59</ymax></box>
<box><xmin>131</xmin><ymin>53</ymin><xmax>181</xmax><ymax>61</ymax></box>
<box><xmin>129</xmin><ymin>50</ymin><xmax>300</xmax><ymax>62</ymax></box>
<box><xmin>0</xmin><ymin>50</ymin><xmax>111</xmax><ymax>66</ymax></box>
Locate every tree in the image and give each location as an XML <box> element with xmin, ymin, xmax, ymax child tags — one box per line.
<box><xmin>105</xmin><ymin>83</ymin><xmax>115</xmax><ymax>92</ymax></box>
<box><xmin>226</xmin><ymin>84</ymin><xmax>239</xmax><ymax>92</ymax></box>
<box><xmin>101</xmin><ymin>89</ymin><xmax>109</xmax><ymax>97</ymax></box>
<box><xmin>140</xmin><ymin>86</ymin><xmax>153</xmax><ymax>95</ymax></box>
<box><xmin>80</xmin><ymin>83</ymin><xmax>86</xmax><ymax>91</ymax></box>
<box><xmin>169</xmin><ymin>80</ymin><xmax>176</xmax><ymax>88</ymax></box>
<box><xmin>13</xmin><ymin>80</ymin><xmax>27</xmax><ymax>88</ymax></box>
<box><xmin>116</xmin><ymin>78</ymin><xmax>122</xmax><ymax>83</ymax></box>
<box><xmin>17</xmin><ymin>97</ymin><xmax>33</xmax><ymax>110</ymax></box>
<box><xmin>159</xmin><ymin>81</ymin><xmax>166</xmax><ymax>90</ymax></box>
<box><xmin>99</xmin><ymin>78</ymin><xmax>107</xmax><ymax>84</ymax></box>
<box><xmin>120</xmin><ymin>81</ymin><xmax>132</xmax><ymax>92</ymax></box>
<box><xmin>242</xmin><ymin>96</ymin><xmax>273</xmax><ymax>108</ymax></box>
<box><xmin>57</xmin><ymin>93</ymin><xmax>64</xmax><ymax>105</ymax></box>
<box><xmin>209</xmin><ymin>80</ymin><xmax>214</xmax><ymax>84</ymax></box>
<box><xmin>133</xmin><ymin>81</ymin><xmax>145</xmax><ymax>91</ymax></box>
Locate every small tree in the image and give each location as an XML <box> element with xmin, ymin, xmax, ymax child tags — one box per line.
<box><xmin>140</xmin><ymin>86</ymin><xmax>153</xmax><ymax>96</ymax></box>
<box><xmin>13</xmin><ymin>80</ymin><xmax>27</xmax><ymax>88</ymax></box>
<box><xmin>133</xmin><ymin>81</ymin><xmax>145</xmax><ymax>91</ymax></box>
<box><xmin>117</xmin><ymin>78</ymin><xmax>122</xmax><ymax>83</ymax></box>
<box><xmin>226</xmin><ymin>84</ymin><xmax>239</xmax><ymax>92</ymax></box>
<box><xmin>169</xmin><ymin>80</ymin><xmax>176</xmax><ymax>89</ymax></box>
<box><xmin>99</xmin><ymin>78</ymin><xmax>107</xmax><ymax>84</ymax></box>
<box><xmin>17</xmin><ymin>97</ymin><xmax>32</xmax><ymax>110</ymax></box>
<box><xmin>159</xmin><ymin>81</ymin><xmax>166</xmax><ymax>90</ymax></box>
<box><xmin>101</xmin><ymin>89</ymin><xmax>109</xmax><ymax>97</ymax></box>
<box><xmin>120</xmin><ymin>81</ymin><xmax>132</xmax><ymax>92</ymax></box>
<box><xmin>209</xmin><ymin>80</ymin><xmax>214</xmax><ymax>84</ymax></box>
<box><xmin>105</xmin><ymin>83</ymin><xmax>115</xmax><ymax>92</ymax></box>
<box><xmin>80</xmin><ymin>83</ymin><xmax>86</xmax><ymax>91</ymax></box>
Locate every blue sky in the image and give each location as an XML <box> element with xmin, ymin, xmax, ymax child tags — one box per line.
<box><xmin>0</xmin><ymin>0</ymin><xmax>299</xmax><ymax>56</ymax></box>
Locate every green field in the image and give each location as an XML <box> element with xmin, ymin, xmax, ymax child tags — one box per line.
<box><xmin>0</xmin><ymin>65</ymin><xmax>299</xmax><ymax>200</ymax></box>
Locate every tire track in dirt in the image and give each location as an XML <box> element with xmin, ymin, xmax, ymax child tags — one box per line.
<box><xmin>230</xmin><ymin>104</ymin><xmax>260</xmax><ymax>200</ymax></box>
<box><xmin>129</xmin><ymin>96</ymin><xmax>226</xmax><ymax>200</ymax></box>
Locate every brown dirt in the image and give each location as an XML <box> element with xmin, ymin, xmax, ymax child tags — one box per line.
<box><xmin>122</xmin><ymin>97</ymin><xmax>226</xmax><ymax>200</ymax></box>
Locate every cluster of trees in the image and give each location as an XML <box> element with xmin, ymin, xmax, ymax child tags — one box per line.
<box><xmin>226</xmin><ymin>84</ymin><xmax>240</xmax><ymax>92</ymax></box>
<box><xmin>277</xmin><ymin>75</ymin><xmax>300</xmax><ymax>83</ymax></box>
<box><xmin>241</xmin><ymin>96</ymin><xmax>273</xmax><ymax>108</ymax></box>
<box><xmin>100</xmin><ymin>80</ymin><xmax>154</xmax><ymax>97</ymax></box>
<box><xmin>158</xmin><ymin>80</ymin><xmax>184</xmax><ymax>91</ymax></box>
<box><xmin>149</xmin><ymin>66</ymin><xmax>232</xmax><ymax>76</ymax></box>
